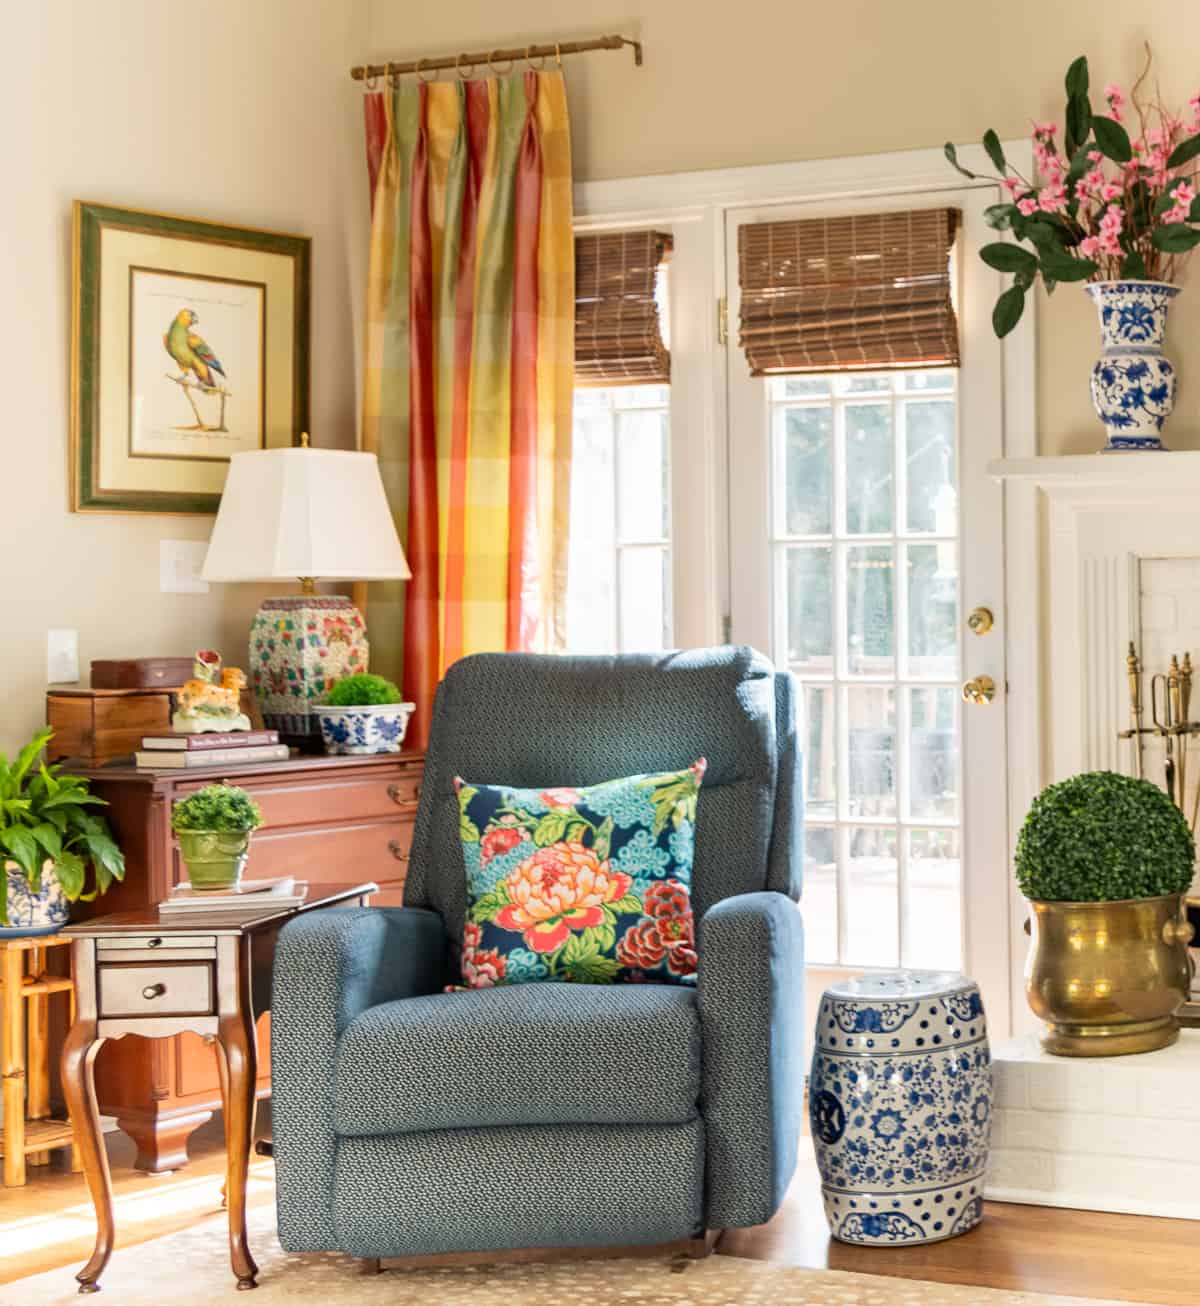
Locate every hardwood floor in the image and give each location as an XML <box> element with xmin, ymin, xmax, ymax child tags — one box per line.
<box><xmin>3</xmin><ymin>1119</ymin><xmax>1194</xmax><ymax>1303</ymax></box>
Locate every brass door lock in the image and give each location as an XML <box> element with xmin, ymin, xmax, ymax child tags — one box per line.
<box><xmin>961</xmin><ymin>675</ymin><xmax>996</xmax><ymax>705</ymax></box>
<box><xmin>967</xmin><ymin>607</ymin><xmax>994</xmax><ymax>635</ymax></box>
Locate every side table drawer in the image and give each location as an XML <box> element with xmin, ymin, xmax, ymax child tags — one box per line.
<box><xmin>98</xmin><ymin>964</ymin><xmax>215</xmax><ymax>1018</ymax></box>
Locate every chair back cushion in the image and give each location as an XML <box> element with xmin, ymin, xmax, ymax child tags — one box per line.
<box><xmin>404</xmin><ymin>645</ymin><xmax>800</xmax><ymax>949</ymax></box>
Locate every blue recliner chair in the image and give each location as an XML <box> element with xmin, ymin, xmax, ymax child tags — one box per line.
<box><xmin>271</xmin><ymin>645</ymin><xmax>804</xmax><ymax>1261</ymax></box>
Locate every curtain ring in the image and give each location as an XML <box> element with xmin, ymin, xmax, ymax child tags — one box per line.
<box><xmin>555</xmin><ymin>43</ymin><xmax>563</xmax><ymax>69</ymax></box>
<box><xmin>455</xmin><ymin>53</ymin><xmax>474</xmax><ymax>81</ymax></box>
<box><xmin>524</xmin><ymin>45</ymin><xmax>546</xmax><ymax>71</ymax></box>
<box><xmin>387</xmin><ymin>62</ymin><xmax>401</xmax><ymax>89</ymax></box>
<box><xmin>488</xmin><ymin>49</ymin><xmax>514</xmax><ymax>75</ymax></box>
<box><xmin>364</xmin><ymin>68</ymin><xmax>379</xmax><ymax>92</ymax></box>
<box><xmin>415</xmin><ymin>57</ymin><xmax>434</xmax><ymax>84</ymax></box>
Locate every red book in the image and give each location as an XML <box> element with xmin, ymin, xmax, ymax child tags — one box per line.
<box><xmin>139</xmin><ymin>730</ymin><xmax>279</xmax><ymax>751</ymax></box>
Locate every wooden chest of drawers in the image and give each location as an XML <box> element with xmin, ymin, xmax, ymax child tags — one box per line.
<box><xmin>63</xmin><ymin>751</ymin><xmax>423</xmax><ymax>1171</ymax></box>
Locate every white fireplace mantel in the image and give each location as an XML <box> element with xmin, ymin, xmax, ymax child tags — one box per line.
<box><xmin>990</xmin><ymin>450</ymin><xmax>1200</xmax><ymax>489</ymax></box>
<box><xmin>992</xmin><ymin>448</ymin><xmax>1200</xmax><ymax>831</ymax></box>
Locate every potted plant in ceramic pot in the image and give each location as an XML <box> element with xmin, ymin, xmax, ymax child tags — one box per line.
<box><xmin>172</xmin><ymin>783</ymin><xmax>263</xmax><ymax>892</ymax></box>
<box><xmin>316</xmin><ymin>673</ymin><xmax>415</xmax><ymax>755</ymax></box>
<box><xmin>947</xmin><ymin>48</ymin><xmax>1200</xmax><ymax>451</ymax></box>
<box><xmin>1</xmin><ymin>727</ymin><xmax>125</xmax><ymax>935</ymax></box>
<box><xmin>1017</xmin><ymin>770</ymin><xmax>1194</xmax><ymax>1057</ymax></box>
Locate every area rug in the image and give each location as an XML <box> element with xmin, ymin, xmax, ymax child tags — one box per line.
<box><xmin>5</xmin><ymin>1205</ymin><xmax>1150</xmax><ymax>1306</ymax></box>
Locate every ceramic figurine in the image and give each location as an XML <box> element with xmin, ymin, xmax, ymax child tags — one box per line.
<box><xmin>809</xmin><ymin>970</ymin><xmax>993</xmax><ymax>1246</ymax></box>
<box><xmin>172</xmin><ymin>649</ymin><xmax>252</xmax><ymax>734</ymax></box>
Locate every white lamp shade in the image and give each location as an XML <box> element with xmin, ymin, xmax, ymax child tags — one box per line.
<box><xmin>202</xmin><ymin>448</ymin><xmax>411</xmax><ymax>582</ymax></box>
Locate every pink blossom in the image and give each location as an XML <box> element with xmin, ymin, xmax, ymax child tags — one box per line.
<box><xmin>1164</xmin><ymin>205</ymin><xmax>1190</xmax><ymax>225</ymax></box>
<box><xmin>1016</xmin><ymin>197</ymin><xmax>1039</xmax><ymax>216</ymax></box>
<box><xmin>1087</xmin><ymin>149</ymin><xmax>1103</xmax><ymax>164</ymax></box>
<box><xmin>1038</xmin><ymin>184</ymin><xmax>1068</xmax><ymax>214</ymax></box>
<box><xmin>1104</xmin><ymin>85</ymin><xmax>1125</xmax><ymax>122</ymax></box>
<box><xmin>1100</xmin><ymin>181</ymin><xmax>1123</xmax><ymax>202</ymax></box>
<box><xmin>1079</xmin><ymin>235</ymin><xmax>1102</xmax><ymax>258</ymax></box>
<box><xmin>1002</xmin><ymin>176</ymin><xmax>1022</xmax><ymax>195</ymax></box>
<box><xmin>1189</xmin><ymin>93</ymin><xmax>1200</xmax><ymax>129</ymax></box>
<box><xmin>1170</xmin><ymin>180</ymin><xmax>1196</xmax><ymax>207</ymax></box>
<box><xmin>1097</xmin><ymin>205</ymin><xmax>1124</xmax><ymax>256</ymax></box>
<box><xmin>1032</xmin><ymin>120</ymin><xmax>1058</xmax><ymax>138</ymax></box>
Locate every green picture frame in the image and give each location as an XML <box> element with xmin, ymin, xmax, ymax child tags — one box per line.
<box><xmin>71</xmin><ymin>201</ymin><xmax>311</xmax><ymax>514</ymax></box>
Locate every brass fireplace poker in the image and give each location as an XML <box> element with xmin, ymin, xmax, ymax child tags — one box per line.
<box><xmin>1121</xmin><ymin>642</ymin><xmax>1200</xmax><ymax>829</ymax></box>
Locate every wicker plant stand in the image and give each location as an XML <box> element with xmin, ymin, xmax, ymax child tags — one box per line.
<box><xmin>0</xmin><ymin>934</ymin><xmax>80</xmax><ymax>1186</ymax></box>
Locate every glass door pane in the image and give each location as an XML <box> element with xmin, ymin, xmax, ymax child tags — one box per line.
<box><xmin>768</xmin><ymin>371</ymin><xmax>962</xmax><ymax>971</ymax></box>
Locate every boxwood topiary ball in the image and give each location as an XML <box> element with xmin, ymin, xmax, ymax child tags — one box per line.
<box><xmin>1015</xmin><ymin>770</ymin><xmax>1195</xmax><ymax>902</ymax></box>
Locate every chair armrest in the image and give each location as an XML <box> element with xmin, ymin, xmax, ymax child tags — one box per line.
<box><xmin>271</xmin><ymin>907</ymin><xmax>447</xmax><ymax>1250</ymax></box>
<box><xmin>697</xmin><ymin>891</ymin><xmax>804</xmax><ymax>1228</ymax></box>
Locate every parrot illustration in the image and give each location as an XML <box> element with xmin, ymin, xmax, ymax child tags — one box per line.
<box><xmin>163</xmin><ymin>309</ymin><xmax>226</xmax><ymax>389</ymax></box>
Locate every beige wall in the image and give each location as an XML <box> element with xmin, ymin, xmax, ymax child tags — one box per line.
<box><xmin>1</xmin><ymin>1</ymin><xmax>368</xmax><ymax>757</ymax></box>
<box><xmin>366</xmin><ymin>0</ymin><xmax>1200</xmax><ymax>455</ymax></box>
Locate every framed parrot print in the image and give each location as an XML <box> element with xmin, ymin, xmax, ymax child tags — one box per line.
<box><xmin>71</xmin><ymin>201</ymin><xmax>310</xmax><ymax>513</ymax></box>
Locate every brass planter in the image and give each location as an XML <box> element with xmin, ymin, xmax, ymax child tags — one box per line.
<box><xmin>1025</xmin><ymin>893</ymin><xmax>1194</xmax><ymax>1056</ymax></box>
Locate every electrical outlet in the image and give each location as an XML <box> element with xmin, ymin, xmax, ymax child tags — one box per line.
<box><xmin>47</xmin><ymin>629</ymin><xmax>80</xmax><ymax>684</ymax></box>
<box><xmin>160</xmin><ymin>539</ymin><xmax>211</xmax><ymax>594</ymax></box>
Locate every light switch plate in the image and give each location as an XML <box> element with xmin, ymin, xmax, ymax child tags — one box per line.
<box><xmin>47</xmin><ymin>629</ymin><xmax>80</xmax><ymax>684</ymax></box>
<box><xmin>160</xmin><ymin>539</ymin><xmax>211</xmax><ymax>594</ymax></box>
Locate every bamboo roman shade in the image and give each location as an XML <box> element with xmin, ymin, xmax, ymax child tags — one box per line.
<box><xmin>737</xmin><ymin>208</ymin><xmax>961</xmax><ymax>375</ymax></box>
<box><xmin>575</xmin><ymin>229</ymin><xmax>672</xmax><ymax>385</ymax></box>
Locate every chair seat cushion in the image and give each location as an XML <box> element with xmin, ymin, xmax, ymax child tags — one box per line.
<box><xmin>333</xmin><ymin>981</ymin><xmax>701</xmax><ymax>1136</ymax></box>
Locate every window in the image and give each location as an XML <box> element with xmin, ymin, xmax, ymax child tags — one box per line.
<box><xmin>567</xmin><ymin>229</ymin><xmax>673</xmax><ymax>654</ymax></box>
<box><xmin>770</xmin><ymin>368</ymin><xmax>961</xmax><ymax>971</ymax></box>
<box><xmin>566</xmin><ymin>384</ymin><xmax>671</xmax><ymax>653</ymax></box>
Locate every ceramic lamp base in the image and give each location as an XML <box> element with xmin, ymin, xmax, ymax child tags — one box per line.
<box><xmin>249</xmin><ymin>595</ymin><xmax>368</xmax><ymax>735</ymax></box>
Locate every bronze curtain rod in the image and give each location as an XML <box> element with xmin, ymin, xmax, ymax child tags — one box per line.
<box><xmin>350</xmin><ymin>33</ymin><xmax>642</xmax><ymax>82</ymax></box>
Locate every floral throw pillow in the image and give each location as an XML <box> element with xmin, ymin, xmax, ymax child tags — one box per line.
<box><xmin>453</xmin><ymin>760</ymin><xmax>706</xmax><ymax>988</ymax></box>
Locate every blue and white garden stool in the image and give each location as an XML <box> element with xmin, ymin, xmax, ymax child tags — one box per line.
<box><xmin>808</xmin><ymin>970</ymin><xmax>993</xmax><ymax>1246</ymax></box>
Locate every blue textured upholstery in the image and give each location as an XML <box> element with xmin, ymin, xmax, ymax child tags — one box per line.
<box><xmin>271</xmin><ymin>646</ymin><xmax>804</xmax><ymax>1258</ymax></box>
<box><xmin>698</xmin><ymin>891</ymin><xmax>805</xmax><ymax>1226</ymax></box>
<box><xmin>334</xmin><ymin>982</ymin><xmax>700</xmax><ymax>1135</ymax></box>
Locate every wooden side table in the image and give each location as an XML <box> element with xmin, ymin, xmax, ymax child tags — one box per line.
<box><xmin>61</xmin><ymin>882</ymin><xmax>377</xmax><ymax>1294</ymax></box>
<box><xmin>0</xmin><ymin>934</ymin><xmax>79</xmax><ymax>1186</ymax></box>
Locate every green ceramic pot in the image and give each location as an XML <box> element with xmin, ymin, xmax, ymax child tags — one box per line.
<box><xmin>175</xmin><ymin>829</ymin><xmax>252</xmax><ymax>892</ymax></box>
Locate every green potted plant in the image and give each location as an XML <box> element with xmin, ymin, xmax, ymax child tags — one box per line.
<box><xmin>1</xmin><ymin>727</ymin><xmax>125</xmax><ymax>936</ymax></box>
<box><xmin>946</xmin><ymin>49</ymin><xmax>1200</xmax><ymax>451</ymax></box>
<box><xmin>171</xmin><ymin>784</ymin><xmax>263</xmax><ymax>892</ymax></box>
<box><xmin>316</xmin><ymin>673</ymin><xmax>415</xmax><ymax>755</ymax></box>
<box><xmin>1017</xmin><ymin>770</ymin><xmax>1195</xmax><ymax>1057</ymax></box>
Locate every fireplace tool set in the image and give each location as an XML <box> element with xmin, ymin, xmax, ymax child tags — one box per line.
<box><xmin>1119</xmin><ymin>643</ymin><xmax>1200</xmax><ymax>831</ymax></box>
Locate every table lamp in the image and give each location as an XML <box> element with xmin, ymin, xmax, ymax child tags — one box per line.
<box><xmin>201</xmin><ymin>435</ymin><xmax>410</xmax><ymax>738</ymax></box>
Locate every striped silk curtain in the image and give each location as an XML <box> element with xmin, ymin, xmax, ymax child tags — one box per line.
<box><xmin>361</xmin><ymin>71</ymin><xmax>574</xmax><ymax>745</ymax></box>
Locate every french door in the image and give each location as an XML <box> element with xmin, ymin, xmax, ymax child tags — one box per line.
<box><xmin>724</xmin><ymin>186</ymin><xmax>1012</xmax><ymax>1031</ymax></box>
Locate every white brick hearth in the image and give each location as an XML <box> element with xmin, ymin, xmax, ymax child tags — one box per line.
<box><xmin>986</xmin><ymin>1031</ymin><xmax>1200</xmax><ymax>1220</ymax></box>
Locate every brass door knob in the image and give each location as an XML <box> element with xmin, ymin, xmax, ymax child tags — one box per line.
<box><xmin>967</xmin><ymin>607</ymin><xmax>994</xmax><ymax>635</ymax></box>
<box><xmin>961</xmin><ymin>675</ymin><xmax>996</xmax><ymax>705</ymax></box>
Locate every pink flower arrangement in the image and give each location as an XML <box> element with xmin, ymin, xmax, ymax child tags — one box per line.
<box><xmin>947</xmin><ymin>48</ymin><xmax>1200</xmax><ymax>336</ymax></box>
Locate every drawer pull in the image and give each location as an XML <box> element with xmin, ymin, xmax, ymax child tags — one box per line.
<box><xmin>142</xmin><ymin>983</ymin><xmax>167</xmax><ymax>1000</ymax></box>
<box><xmin>387</xmin><ymin>782</ymin><xmax>420</xmax><ymax>806</ymax></box>
<box><xmin>388</xmin><ymin>840</ymin><xmax>410</xmax><ymax>863</ymax></box>
<box><xmin>147</xmin><ymin>937</ymin><xmax>163</xmax><ymax>948</ymax></box>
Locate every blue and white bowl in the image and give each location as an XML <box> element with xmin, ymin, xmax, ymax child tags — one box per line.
<box><xmin>316</xmin><ymin>702</ymin><xmax>416</xmax><ymax>755</ymax></box>
<box><xmin>3</xmin><ymin>860</ymin><xmax>70</xmax><ymax>937</ymax></box>
<box><xmin>809</xmin><ymin>970</ymin><xmax>993</xmax><ymax>1246</ymax></box>
<box><xmin>1085</xmin><ymin>280</ymin><xmax>1179</xmax><ymax>452</ymax></box>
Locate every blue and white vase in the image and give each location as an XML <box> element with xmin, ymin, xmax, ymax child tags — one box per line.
<box><xmin>316</xmin><ymin>701</ymin><xmax>416</xmax><ymax>755</ymax></box>
<box><xmin>1086</xmin><ymin>280</ymin><xmax>1179</xmax><ymax>452</ymax></box>
<box><xmin>809</xmin><ymin>970</ymin><xmax>993</xmax><ymax>1246</ymax></box>
<box><xmin>2</xmin><ymin>860</ymin><xmax>69</xmax><ymax>937</ymax></box>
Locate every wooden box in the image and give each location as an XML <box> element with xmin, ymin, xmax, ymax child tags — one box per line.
<box><xmin>46</xmin><ymin>689</ymin><xmax>174</xmax><ymax>766</ymax></box>
<box><xmin>90</xmin><ymin>658</ymin><xmax>194</xmax><ymax>690</ymax></box>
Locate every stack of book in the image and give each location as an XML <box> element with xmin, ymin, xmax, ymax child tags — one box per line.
<box><xmin>133</xmin><ymin>729</ymin><xmax>288</xmax><ymax>769</ymax></box>
<box><xmin>158</xmin><ymin>876</ymin><xmax>308</xmax><ymax>917</ymax></box>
